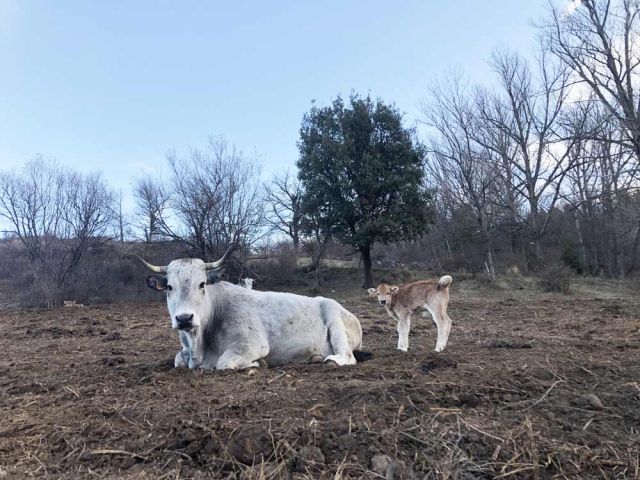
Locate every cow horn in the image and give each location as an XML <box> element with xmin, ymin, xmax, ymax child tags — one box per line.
<box><xmin>135</xmin><ymin>255</ymin><xmax>168</xmax><ymax>274</ymax></box>
<box><xmin>204</xmin><ymin>245</ymin><xmax>234</xmax><ymax>270</ymax></box>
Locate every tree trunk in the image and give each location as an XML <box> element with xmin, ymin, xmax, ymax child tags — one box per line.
<box><xmin>360</xmin><ymin>244</ymin><xmax>374</xmax><ymax>288</ymax></box>
<box><xmin>574</xmin><ymin>210</ymin><xmax>587</xmax><ymax>275</ymax></box>
<box><xmin>486</xmin><ymin>243</ymin><xmax>496</xmax><ymax>281</ymax></box>
<box><xmin>630</xmin><ymin>219</ymin><xmax>640</xmax><ymax>274</ymax></box>
<box><xmin>311</xmin><ymin>259</ymin><xmax>321</xmax><ymax>291</ymax></box>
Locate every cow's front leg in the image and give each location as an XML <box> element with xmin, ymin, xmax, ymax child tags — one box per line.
<box><xmin>188</xmin><ymin>327</ymin><xmax>205</xmax><ymax>369</ymax></box>
<box><xmin>396</xmin><ymin>312</ymin><xmax>411</xmax><ymax>352</ymax></box>
<box><xmin>216</xmin><ymin>352</ymin><xmax>261</xmax><ymax>370</ymax></box>
<box><xmin>216</xmin><ymin>338</ymin><xmax>268</xmax><ymax>370</ymax></box>
<box><xmin>175</xmin><ymin>331</ymin><xmax>192</xmax><ymax>368</ymax></box>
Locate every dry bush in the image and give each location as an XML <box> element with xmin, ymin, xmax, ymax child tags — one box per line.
<box><xmin>538</xmin><ymin>267</ymin><xmax>572</xmax><ymax>294</ymax></box>
<box><xmin>244</xmin><ymin>244</ymin><xmax>300</xmax><ymax>288</ymax></box>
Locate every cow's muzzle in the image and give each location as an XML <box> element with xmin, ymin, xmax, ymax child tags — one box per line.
<box><xmin>379</xmin><ymin>300</ymin><xmax>386</xmax><ymax>305</ymax></box>
<box><xmin>175</xmin><ymin>313</ymin><xmax>194</xmax><ymax>330</ymax></box>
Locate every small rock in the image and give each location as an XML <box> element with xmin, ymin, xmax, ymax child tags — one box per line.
<box><xmin>578</xmin><ymin>393</ymin><xmax>604</xmax><ymax>410</ymax></box>
<box><xmin>370</xmin><ymin>453</ymin><xmax>391</xmax><ymax>475</ymax></box>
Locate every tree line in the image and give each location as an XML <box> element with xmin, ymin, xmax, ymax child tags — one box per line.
<box><xmin>1</xmin><ymin>0</ymin><xmax>639</xmax><ymax>305</ymax></box>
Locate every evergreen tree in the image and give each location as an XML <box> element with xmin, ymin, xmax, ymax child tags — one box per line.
<box><xmin>297</xmin><ymin>94</ymin><xmax>432</xmax><ymax>287</ymax></box>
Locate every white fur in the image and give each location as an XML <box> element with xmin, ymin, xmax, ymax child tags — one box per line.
<box><xmin>239</xmin><ymin>278</ymin><xmax>254</xmax><ymax>289</ymax></box>
<box><xmin>162</xmin><ymin>259</ymin><xmax>362</xmax><ymax>370</ymax></box>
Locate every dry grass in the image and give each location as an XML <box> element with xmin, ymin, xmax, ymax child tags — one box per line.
<box><xmin>0</xmin><ymin>273</ymin><xmax>639</xmax><ymax>478</ymax></box>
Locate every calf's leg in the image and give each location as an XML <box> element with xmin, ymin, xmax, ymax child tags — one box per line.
<box><xmin>396</xmin><ymin>311</ymin><xmax>411</xmax><ymax>352</ymax></box>
<box><xmin>425</xmin><ymin>304</ymin><xmax>452</xmax><ymax>352</ymax></box>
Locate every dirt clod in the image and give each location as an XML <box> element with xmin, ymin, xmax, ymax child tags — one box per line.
<box><xmin>370</xmin><ymin>453</ymin><xmax>392</xmax><ymax>474</ymax></box>
<box><xmin>487</xmin><ymin>339</ymin><xmax>533</xmax><ymax>349</ymax></box>
<box><xmin>575</xmin><ymin>393</ymin><xmax>605</xmax><ymax>410</ymax></box>
<box><xmin>226</xmin><ymin>426</ymin><xmax>274</xmax><ymax>465</ymax></box>
<box><xmin>420</xmin><ymin>357</ymin><xmax>457</xmax><ymax>373</ymax></box>
<box><xmin>291</xmin><ymin>446</ymin><xmax>325</xmax><ymax>472</ymax></box>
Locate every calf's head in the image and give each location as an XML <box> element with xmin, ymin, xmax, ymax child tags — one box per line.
<box><xmin>137</xmin><ymin>249</ymin><xmax>231</xmax><ymax>331</ymax></box>
<box><xmin>367</xmin><ymin>283</ymin><xmax>399</xmax><ymax>306</ymax></box>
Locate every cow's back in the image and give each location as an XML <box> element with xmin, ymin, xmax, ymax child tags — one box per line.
<box><xmin>214</xmin><ymin>284</ymin><xmax>362</xmax><ymax>364</ymax></box>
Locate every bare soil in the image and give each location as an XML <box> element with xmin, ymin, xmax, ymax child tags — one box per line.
<box><xmin>1</xmin><ymin>273</ymin><xmax>639</xmax><ymax>479</ymax></box>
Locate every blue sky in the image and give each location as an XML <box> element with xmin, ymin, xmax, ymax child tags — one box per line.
<box><xmin>0</xmin><ymin>1</ymin><xmax>550</xmax><ymax>205</ymax></box>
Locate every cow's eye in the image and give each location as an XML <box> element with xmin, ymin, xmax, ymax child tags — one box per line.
<box><xmin>199</xmin><ymin>282</ymin><xmax>206</xmax><ymax>289</ymax></box>
<box><xmin>166</xmin><ymin>285</ymin><xmax>173</xmax><ymax>291</ymax></box>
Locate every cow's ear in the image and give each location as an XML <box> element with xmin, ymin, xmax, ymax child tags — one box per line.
<box><xmin>146</xmin><ymin>275</ymin><xmax>168</xmax><ymax>291</ymax></box>
<box><xmin>390</xmin><ymin>286</ymin><xmax>400</xmax><ymax>294</ymax></box>
<box><xmin>206</xmin><ymin>268</ymin><xmax>224</xmax><ymax>285</ymax></box>
<box><xmin>367</xmin><ymin>288</ymin><xmax>376</xmax><ymax>294</ymax></box>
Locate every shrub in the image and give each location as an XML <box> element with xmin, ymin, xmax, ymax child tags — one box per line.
<box><xmin>539</xmin><ymin>267</ymin><xmax>572</xmax><ymax>294</ymax></box>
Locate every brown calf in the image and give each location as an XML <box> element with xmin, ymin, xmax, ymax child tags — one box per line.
<box><xmin>368</xmin><ymin>276</ymin><xmax>453</xmax><ymax>352</ymax></box>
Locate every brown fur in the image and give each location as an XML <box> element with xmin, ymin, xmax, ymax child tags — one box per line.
<box><xmin>368</xmin><ymin>275</ymin><xmax>453</xmax><ymax>352</ymax></box>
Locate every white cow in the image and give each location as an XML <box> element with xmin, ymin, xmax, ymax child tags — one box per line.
<box><xmin>239</xmin><ymin>277</ymin><xmax>254</xmax><ymax>289</ymax></box>
<box><xmin>138</xmin><ymin>252</ymin><xmax>363</xmax><ymax>370</ymax></box>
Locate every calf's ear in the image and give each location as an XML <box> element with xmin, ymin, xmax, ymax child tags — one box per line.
<box><xmin>367</xmin><ymin>288</ymin><xmax>376</xmax><ymax>294</ymax></box>
<box><xmin>146</xmin><ymin>275</ymin><xmax>168</xmax><ymax>291</ymax></box>
<box><xmin>206</xmin><ymin>268</ymin><xmax>224</xmax><ymax>285</ymax></box>
<box><xmin>390</xmin><ymin>286</ymin><xmax>400</xmax><ymax>294</ymax></box>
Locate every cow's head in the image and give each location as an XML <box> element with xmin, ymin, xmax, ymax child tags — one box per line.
<box><xmin>137</xmin><ymin>248</ymin><xmax>231</xmax><ymax>331</ymax></box>
<box><xmin>240</xmin><ymin>277</ymin><xmax>254</xmax><ymax>289</ymax></box>
<box><xmin>367</xmin><ymin>283</ymin><xmax>399</xmax><ymax>306</ymax></box>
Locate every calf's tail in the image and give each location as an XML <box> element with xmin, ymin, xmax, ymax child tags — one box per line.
<box><xmin>437</xmin><ymin>275</ymin><xmax>453</xmax><ymax>289</ymax></box>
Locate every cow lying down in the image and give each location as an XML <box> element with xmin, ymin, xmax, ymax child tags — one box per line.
<box><xmin>368</xmin><ymin>276</ymin><xmax>453</xmax><ymax>353</ymax></box>
<box><xmin>138</xmin><ymin>253</ymin><xmax>364</xmax><ymax>370</ymax></box>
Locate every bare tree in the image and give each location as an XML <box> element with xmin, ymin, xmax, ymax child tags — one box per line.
<box><xmin>164</xmin><ymin>136</ymin><xmax>267</xmax><ymax>259</ymax></box>
<box><xmin>0</xmin><ymin>157</ymin><xmax>115</xmax><ymax>306</ymax></box>
<box><xmin>423</xmin><ymin>76</ymin><xmax>501</xmax><ymax>279</ymax></box>
<box><xmin>113</xmin><ymin>190</ymin><xmax>131</xmax><ymax>243</ymax></box>
<box><xmin>542</xmin><ymin>0</ymin><xmax>640</xmax><ymax>168</ymax></box>
<box><xmin>132</xmin><ymin>175</ymin><xmax>171</xmax><ymax>242</ymax></box>
<box><xmin>566</xmin><ymin>105</ymin><xmax>639</xmax><ymax>276</ymax></box>
<box><xmin>479</xmin><ymin>48</ymin><xmax>581</xmax><ymax>265</ymax></box>
<box><xmin>300</xmin><ymin>209</ymin><xmax>333</xmax><ymax>291</ymax></box>
<box><xmin>264</xmin><ymin>170</ymin><xmax>304</xmax><ymax>251</ymax></box>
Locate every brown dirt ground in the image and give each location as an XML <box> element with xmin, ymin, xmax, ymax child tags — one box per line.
<box><xmin>1</xmin><ymin>273</ymin><xmax>639</xmax><ymax>479</ymax></box>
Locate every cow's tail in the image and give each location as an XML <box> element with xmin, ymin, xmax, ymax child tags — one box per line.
<box><xmin>437</xmin><ymin>275</ymin><xmax>453</xmax><ymax>289</ymax></box>
<box><xmin>353</xmin><ymin>350</ymin><xmax>374</xmax><ymax>362</ymax></box>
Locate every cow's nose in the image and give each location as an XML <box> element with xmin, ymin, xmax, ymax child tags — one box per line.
<box><xmin>380</xmin><ymin>299</ymin><xmax>386</xmax><ymax>305</ymax></box>
<box><xmin>175</xmin><ymin>314</ymin><xmax>193</xmax><ymax>330</ymax></box>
